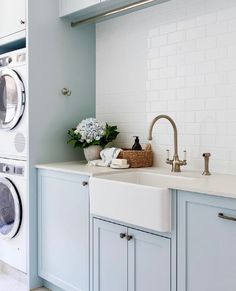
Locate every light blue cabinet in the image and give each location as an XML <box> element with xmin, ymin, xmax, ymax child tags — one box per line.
<box><xmin>38</xmin><ymin>170</ymin><xmax>90</xmax><ymax>291</ymax></box>
<box><xmin>93</xmin><ymin>219</ymin><xmax>128</xmax><ymax>291</ymax></box>
<box><xmin>128</xmin><ymin>228</ymin><xmax>171</xmax><ymax>291</ymax></box>
<box><xmin>177</xmin><ymin>191</ymin><xmax>236</xmax><ymax>291</ymax></box>
<box><xmin>93</xmin><ymin>218</ymin><xmax>171</xmax><ymax>291</ymax></box>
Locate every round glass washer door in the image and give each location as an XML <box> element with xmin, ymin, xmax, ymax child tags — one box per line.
<box><xmin>0</xmin><ymin>177</ymin><xmax>21</xmax><ymax>240</ymax></box>
<box><xmin>0</xmin><ymin>68</ymin><xmax>25</xmax><ymax>130</ymax></box>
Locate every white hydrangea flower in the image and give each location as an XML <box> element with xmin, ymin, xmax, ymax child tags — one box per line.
<box><xmin>74</xmin><ymin>118</ymin><xmax>106</xmax><ymax>143</ymax></box>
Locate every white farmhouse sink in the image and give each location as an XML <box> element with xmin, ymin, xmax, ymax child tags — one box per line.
<box><xmin>89</xmin><ymin>171</ymin><xmax>192</xmax><ymax>232</ymax></box>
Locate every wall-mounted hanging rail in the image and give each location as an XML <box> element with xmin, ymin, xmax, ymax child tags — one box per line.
<box><xmin>71</xmin><ymin>0</ymin><xmax>156</xmax><ymax>27</ymax></box>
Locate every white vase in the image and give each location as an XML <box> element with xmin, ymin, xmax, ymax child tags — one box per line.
<box><xmin>83</xmin><ymin>145</ymin><xmax>102</xmax><ymax>161</ymax></box>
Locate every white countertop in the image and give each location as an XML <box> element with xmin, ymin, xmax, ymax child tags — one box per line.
<box><xmin>36</xmin><ymin>161</ymin><xmax>236</xmax><ymax>199</ymax></box>
<box><xmin>36</xmin><ymin>161</ymin><xmax>118</xmax><ymax>176</ymax></box>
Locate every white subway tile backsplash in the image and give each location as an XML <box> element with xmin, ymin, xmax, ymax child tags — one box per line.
<box><xmin>150</xmin><ymin>100</ymin><xmax>168</xmax><ymax>112</ymax></box>
<box><xmin>160</xmin><ymin>66</ymin><xmax>176</xmax><ymax>78</ymax></box>
<box><xmin>177</xmin><ymin>18</ymin><xmax>196</xmax><ymax>31</ymax></box>
<box><xmin>151</xmin><ymin>35</ymin><xmax>167</xmax><ymax>47</ymax></box>
<box><xmin>186</xmin><ymin>26</ymin><xmax>205</xmax><ymax>40</ymax></box>
<box><xmin>196</xmin><ymin>61</ymin><xmax>215</xmax><ymax>75</ymax></box>
<box><xmin>195</xmin><ymin>86</ymin><xmax>215</xmax><ymax>99</ymax></box>
<box><xmin>150</xmin><ymin>79</ymin><xmax>167</xmax><ymax>90</ymax></box>
<box><xmin>205</xmin><ymin>47</ymin><xmax>227</xmax><ymax>60</ymax></box>
<box><xmin>196</xmin><ymin>36</ymin><xmax>217</xmax><ymax>50</ymax></box>
<box><xmin>159</xmin><ymin>89</ymin><xmax>176</xmax><ymax>100</ymax></box>
<box><xmin>217</xmin><ymin>6</ymin><xmax>236</xmax><ymax>21</ymax></box>
<box><xmin>168</xmin><ymin>77</ymin><xmax>185</xmax><ymax>89</ymax></box>
<box><xmin>185</xmin><ymin>99</ymin><xmax>205</xmax><ymax>111</ymax></box>
<box><xmin>185</xmin><ymin>75</ymin><xmax>205</xmax><ymax>87</ymax></box>
<box><xmin>167</xmin><ymin>100</ymin><xmax>185</xmax><ymax>111</ymax></box>
<box><xmin>160</xmin><ymin>44</ymin><xmax>177</xmax><ymax>56</ymax></box>
<box><xmin>177</xmin><ymin>87</ymin><xmax>196</xmax><ymax>99</ymax></box>
<box><xmin>184</xmin><ymin>51</ymin><xmax>205</xmax><ymax>64</ymax></box>
<box><xmin>168</xmin><ymin>31</ymin><xmax>185</xmax><ymax>44</ymax></box>
<box><xmin>96</xmin><ymin>0</ymin><xmax>236</xmax><ymax>174</ymax></box>
<box><xmin>217</xmin><ymin>32</ymin><xmax>236</xmax><ymax>47</ymax></box>
<box><xmin>177</xmin><ymin>64</ymin><xmax>195</xmax><ymax>77</ymax></box>
<box><xmin>206</xmin><ymin>21</ymin><xmax>228</xmax><ymax>36</ymax></box>
<box><xmin>160</xmin><ymin>23</ymin><xmax>177</xmax><ymax>35</ymax></box>
<box><xmin>148</xmin><ymin>69</ymin><xmax>160</xmax><ymax>80</ymax></box>
<box><xmin>150</xmin><ymin>57</ymin><xmax>167</xmax><ymax>69</ymax></box>
<box><xmin>196</xmin><ymin>13</ymin><xmax>217</xmax><ymax>26</ymax></box>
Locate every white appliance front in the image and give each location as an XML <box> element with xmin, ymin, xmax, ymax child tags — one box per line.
<box><xmin>0</xmin><ymin>158</ymin><xmax>27</xmax><ymax>273</ymax></box>
<box><xmin>0</xmin><ymin>48</ymin><xmax>27</xmax><ymax>160</ymax></box>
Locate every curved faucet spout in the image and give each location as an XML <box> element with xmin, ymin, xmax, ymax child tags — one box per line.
<box><xmin>148</xmin><ymin>114</ymin><xmax>186</xmax><ymax>172</ymax></box>
<box><xmin>148</xmin><ymin>114</ymin><xmax>178</xmax><ymax>157</ymax></box>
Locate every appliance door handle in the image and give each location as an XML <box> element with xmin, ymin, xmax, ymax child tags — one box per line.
<box><xmin>218</xmin><ymin>212</ymin><xmax>236</xmax><ymax>222</ymax></box>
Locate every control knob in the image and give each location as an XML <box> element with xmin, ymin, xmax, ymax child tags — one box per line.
<box><xmin>2</xmin><ymin>165</ymin><xmax>10</xmax><ymax>173</ymax></box>
<box><xmin>7</xmin><ymin>57</ymin><xmax>12</xmax><ymax>64</ymax></box>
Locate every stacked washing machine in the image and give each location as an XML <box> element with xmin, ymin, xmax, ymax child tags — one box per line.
<box><xmin>0</xmin><ymin>48</ymin><xmax>27</xmax><ymax>273</ymax></box>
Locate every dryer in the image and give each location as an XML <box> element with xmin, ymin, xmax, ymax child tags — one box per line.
<box><xmin>0</xmin><ymin>48</ymin><xmax>27</xmax><ymax>160</ymax></box>
<box><xmin>0</xmin><ymin>158</ymin><xmax>27</xmax><ymax>273</ymax></box>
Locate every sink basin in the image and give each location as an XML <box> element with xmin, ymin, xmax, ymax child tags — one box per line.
<box><xmin>89</xmin><ymin>171</ymin><xmax>188</xmax><ymax>232</ymax></box>
<box><xmin>95</xmin><ymin>171</ymin><xmax>196</xmax><ymax>186</ymax></box>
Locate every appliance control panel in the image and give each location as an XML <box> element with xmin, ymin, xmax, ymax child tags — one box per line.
<box><xmin>0</xmin><ymin>51</ymin><xmax>26</xmax><ymax>68</ymax></box>
<box><xmin>0</xmin><ymin>163</ymin><xmax>24</xmax><ymax>176</ymax></box>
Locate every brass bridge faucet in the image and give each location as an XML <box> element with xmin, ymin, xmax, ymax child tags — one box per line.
<box><xmin>148</xmin><ymin>115</ymin><xmax>187</xmax><ymax>172</ymax></box>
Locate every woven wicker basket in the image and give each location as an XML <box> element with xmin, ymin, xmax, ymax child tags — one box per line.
<box><xmin>118</xmin><ymin>149</ymin><xmax>153</xmax><ymax>168</ymax></box>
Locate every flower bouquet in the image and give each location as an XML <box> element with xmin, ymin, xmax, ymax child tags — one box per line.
<box><xmin>68</xmin><ymin>118</ymin><xmax>119</xmax><ymax>161</ymax></box>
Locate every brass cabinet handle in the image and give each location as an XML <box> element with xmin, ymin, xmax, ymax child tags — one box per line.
<box><xmin>218</xmin><ymin>212</ymin><xmax>236</xmax><ymax>222</ymax></box>
<box><xmin>82</xmin><ymin>181</ymin><xmax>88</xmax><ymax>186</ymax></box>
<box><xmin>120</xmin><ymin>233</ymin><xmax>126</xmax><ymax>239</ymax></box>
<box><xmin>127</xmin><ymin>235</ymin><xmax>133</xmax><ymax>241</ymax></box>
<box><xmin>61</xmin><ymin>88</ymin><xmax>72</xmax><ymax>96</ymax></box>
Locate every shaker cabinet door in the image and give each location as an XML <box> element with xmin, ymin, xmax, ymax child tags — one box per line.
<box><xmin>93</xmin><ymin>219</ymin><xmax>128</xmax><ymax>291</ymax></box>
<box><xmin>128</xmin><ymin>228</ymin><xmax>171</xmax><ymax>291</ymax></box>
<box><xmin>178</xmin><ymin>191</ymin><xmax>236</xmax><ymax>291</ymax></box>
<box><xmin>0</xmin><ymin>0</ymin><xmax>26</xmax><ymax>39</ymax></box>
<box><xmin>38</xmin><ymin>170</ymin><xmax>89</xmax><ymax>291</ymax></box>
<box><xmin>93</xmin><ymin>219</ymin><xmax>171</xmax><ymax>291</ymax></box>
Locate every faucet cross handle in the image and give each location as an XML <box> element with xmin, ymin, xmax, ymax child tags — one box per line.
<box><xmin>166</xmin><ymin>149</ymin><xmax>187</xmax><ymax>172</ymax></box>
<box><xmin>166</xmin><ymin>149</ymin><xmax>170</xmax><ymax>161</ymax></box>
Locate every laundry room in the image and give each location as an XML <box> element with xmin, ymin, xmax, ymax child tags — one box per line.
<box><xmin>1</xmin><ymin>0</ymin><xmax>236</xmax><ymax>291</ymax></box>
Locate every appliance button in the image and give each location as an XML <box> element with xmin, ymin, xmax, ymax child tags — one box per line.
<box><xmin>7</xmin><ymin>57</ymin><xmax>12</xmax><ymax>64</ymax></box>
<box><xmin>3</xmin><ymin>165</ymin><xmax>10</xmax><ymax>172</ymax></box>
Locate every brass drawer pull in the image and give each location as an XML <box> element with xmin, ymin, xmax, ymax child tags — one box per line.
<box><xmin>218</xmin><ymin>212</ymin><xmax>236</xmax><ymax>222</ymax></box>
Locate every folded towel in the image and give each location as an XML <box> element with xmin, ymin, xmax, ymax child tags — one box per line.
<box><xmin>88</xmin><ymin>159</ymin><xmax>107</xmax><ymax>167</ymax></box>
<box><xmin>88</xmin><ymin>147</ymin><xmax>122</xmax><ymax>167</ymax></box>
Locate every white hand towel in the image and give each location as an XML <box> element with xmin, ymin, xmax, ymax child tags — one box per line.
<box><xmin>88</xmin><ymin>147</ymin><xmax>121</xmax><ymax>167</ymax></box>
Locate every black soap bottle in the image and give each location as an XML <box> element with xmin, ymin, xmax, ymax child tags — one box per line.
<box><xmin>132</xmin><ymin>136</ymin><xmax>142</xmax><ymax>150</ymax></box>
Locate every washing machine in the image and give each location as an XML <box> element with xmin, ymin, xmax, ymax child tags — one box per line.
<box><xmin>0</xmin><ymin>48</ymin><xmax>27</xmax><ymax>160</ymax></box>
<box><xmin>0</xmin><ymin>158</ymin><xmax>27</xmax><ymax>273</ymax></box>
